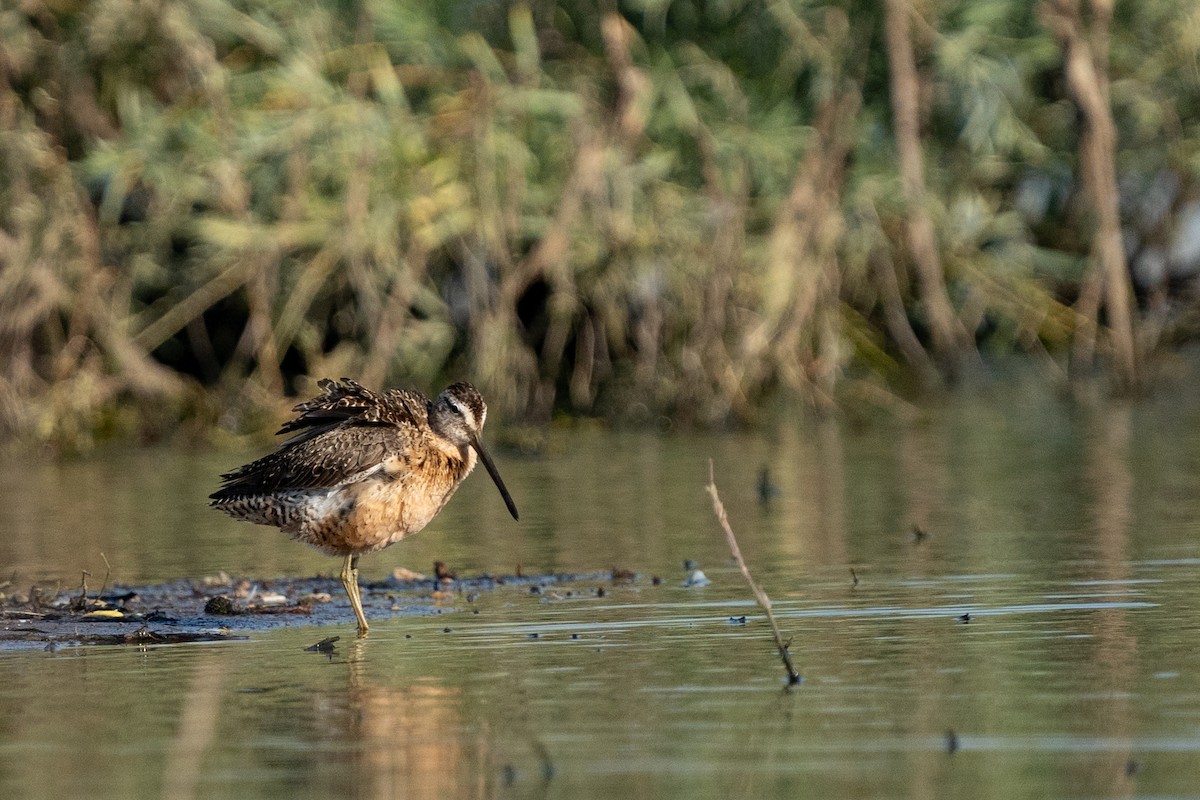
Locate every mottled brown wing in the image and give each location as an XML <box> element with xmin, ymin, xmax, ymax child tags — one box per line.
<box><xmin>277</xmin><ymin>379</ymin><xmax>412</xmax><ymax>441</ymax></box>
<box><xmin>209</xmin><ymin>380</ymin><xmax>430</xmax><ymax>500</ymax></box>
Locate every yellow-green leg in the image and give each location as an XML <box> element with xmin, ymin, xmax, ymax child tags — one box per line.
<box><xmin>340</xmin><ymin>554</ymin><xmax>369</xmax><ymax>637</ymax></box>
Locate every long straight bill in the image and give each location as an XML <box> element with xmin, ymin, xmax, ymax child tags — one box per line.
<box><xmin>470</xmin><ymin>434</ymin><xmax>520</xmax><ymax>521</ymax></box>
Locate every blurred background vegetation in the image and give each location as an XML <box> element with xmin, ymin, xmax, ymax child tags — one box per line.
<box><xmin>3</xmin><ymin>0</ymin><xmax>1200</xmax><ymax>450</ymax></box>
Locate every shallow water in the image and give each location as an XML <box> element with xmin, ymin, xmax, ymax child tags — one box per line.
<box><xmin>4</xmin><ymin>380</ymin><xmax>1200</xmax><ymax>798</ymax></box>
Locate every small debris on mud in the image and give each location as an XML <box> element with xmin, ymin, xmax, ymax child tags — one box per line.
<box><xmin>434</xmin><ymin>561</ymin><xmax>456</xmax><ymax>583</ymax></box>
<box><xmin>391</xmin><ymin>567</ymin><xmax>426</xmax><ymax>582</ymax></box>
<box><xmin>247</xmin><ymin>603</ymin><xmax>312</xmax><ymax>616</ymax></box>
<box><xmin>83</xmin><ymin>609</ymin><xmax>126</xmax><ymax>619</ymax></box>
<box><xmin>255</xmin><ymin>591</ymin><xmax>289</xmax><ymax>606</ymax></box>
<box><xmin>205</xmin><ymin>595</ymin><xmax>237</xmax><ymax>615</ymax></box>
<box><xmin>304</xmin><ymin>636</ymin><xmax>339</xmax><ymax>653</ymax></box>
<box><xmin>202</xmin><ymin>571</ymin><xmax>232</xmax><ymax>588</ymax></box>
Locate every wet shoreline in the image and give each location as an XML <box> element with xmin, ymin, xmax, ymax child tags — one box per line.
<box><xmin>0</xmin><ymin>568</ymin><xmax>633</xmax><ymax>651</ymax></box>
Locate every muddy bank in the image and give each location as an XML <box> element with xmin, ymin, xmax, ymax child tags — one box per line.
<box><xmin>0</xmin><ymin>567</ymin><xmax>646</xmax><ymax>651</ymax></box>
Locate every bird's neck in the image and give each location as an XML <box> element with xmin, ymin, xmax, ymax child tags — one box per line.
<box><xmin>427</xmin><ymin>433</ymin><xmax>474</xmax><ymax>471</ymax></box>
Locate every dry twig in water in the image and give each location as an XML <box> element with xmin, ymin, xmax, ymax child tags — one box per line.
<box><xmin>71</xmin><ymin>553</ymin><xmax>114</xmax><ymax>612</ymax></box>
<box><xmin>705</xmin><ymin>459</ymin><xmax>802</xmax><ymax>686</ymax></box>
<box><xmin>73</xmin><ymin>570</ymin><xmax>92</xmax><ymax>612</ymax></box>
<box><xmin>98</xmin><ymin>552</ymin><xmax>113</xmax><ymax>598</ymax></box>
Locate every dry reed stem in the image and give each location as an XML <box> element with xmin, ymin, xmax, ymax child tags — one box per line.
<box><xmin>705</xmin><ymin>459</ymin><xmax>802</xmax><ymax>686</ymax></box>
<box><xmin>98</xmin><ymin>552</ymin><xmax>112</xmax><ymax>599</ymax></box>
<box><xmin>73</xmin><ymin>570</ymin><xmax>92</xmax><ymax>612</ymax></box>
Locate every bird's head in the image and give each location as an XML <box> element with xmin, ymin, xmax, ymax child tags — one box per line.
<box><xmin>431</xmin><ymin>383</ymin><xmax>519</xmax><ymax>521</ymax></box>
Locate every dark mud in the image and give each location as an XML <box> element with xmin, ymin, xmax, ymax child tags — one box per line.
<box><xmin>0</xmin><ymin>568</ymin><xmax>631</xmax><ymax>651</ymax></box>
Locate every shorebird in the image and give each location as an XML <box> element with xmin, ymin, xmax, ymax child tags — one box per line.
<box><xmin>210</xmin><ymin>379</ymin><xmax>519</xmax><ymax>637</ymax></box>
